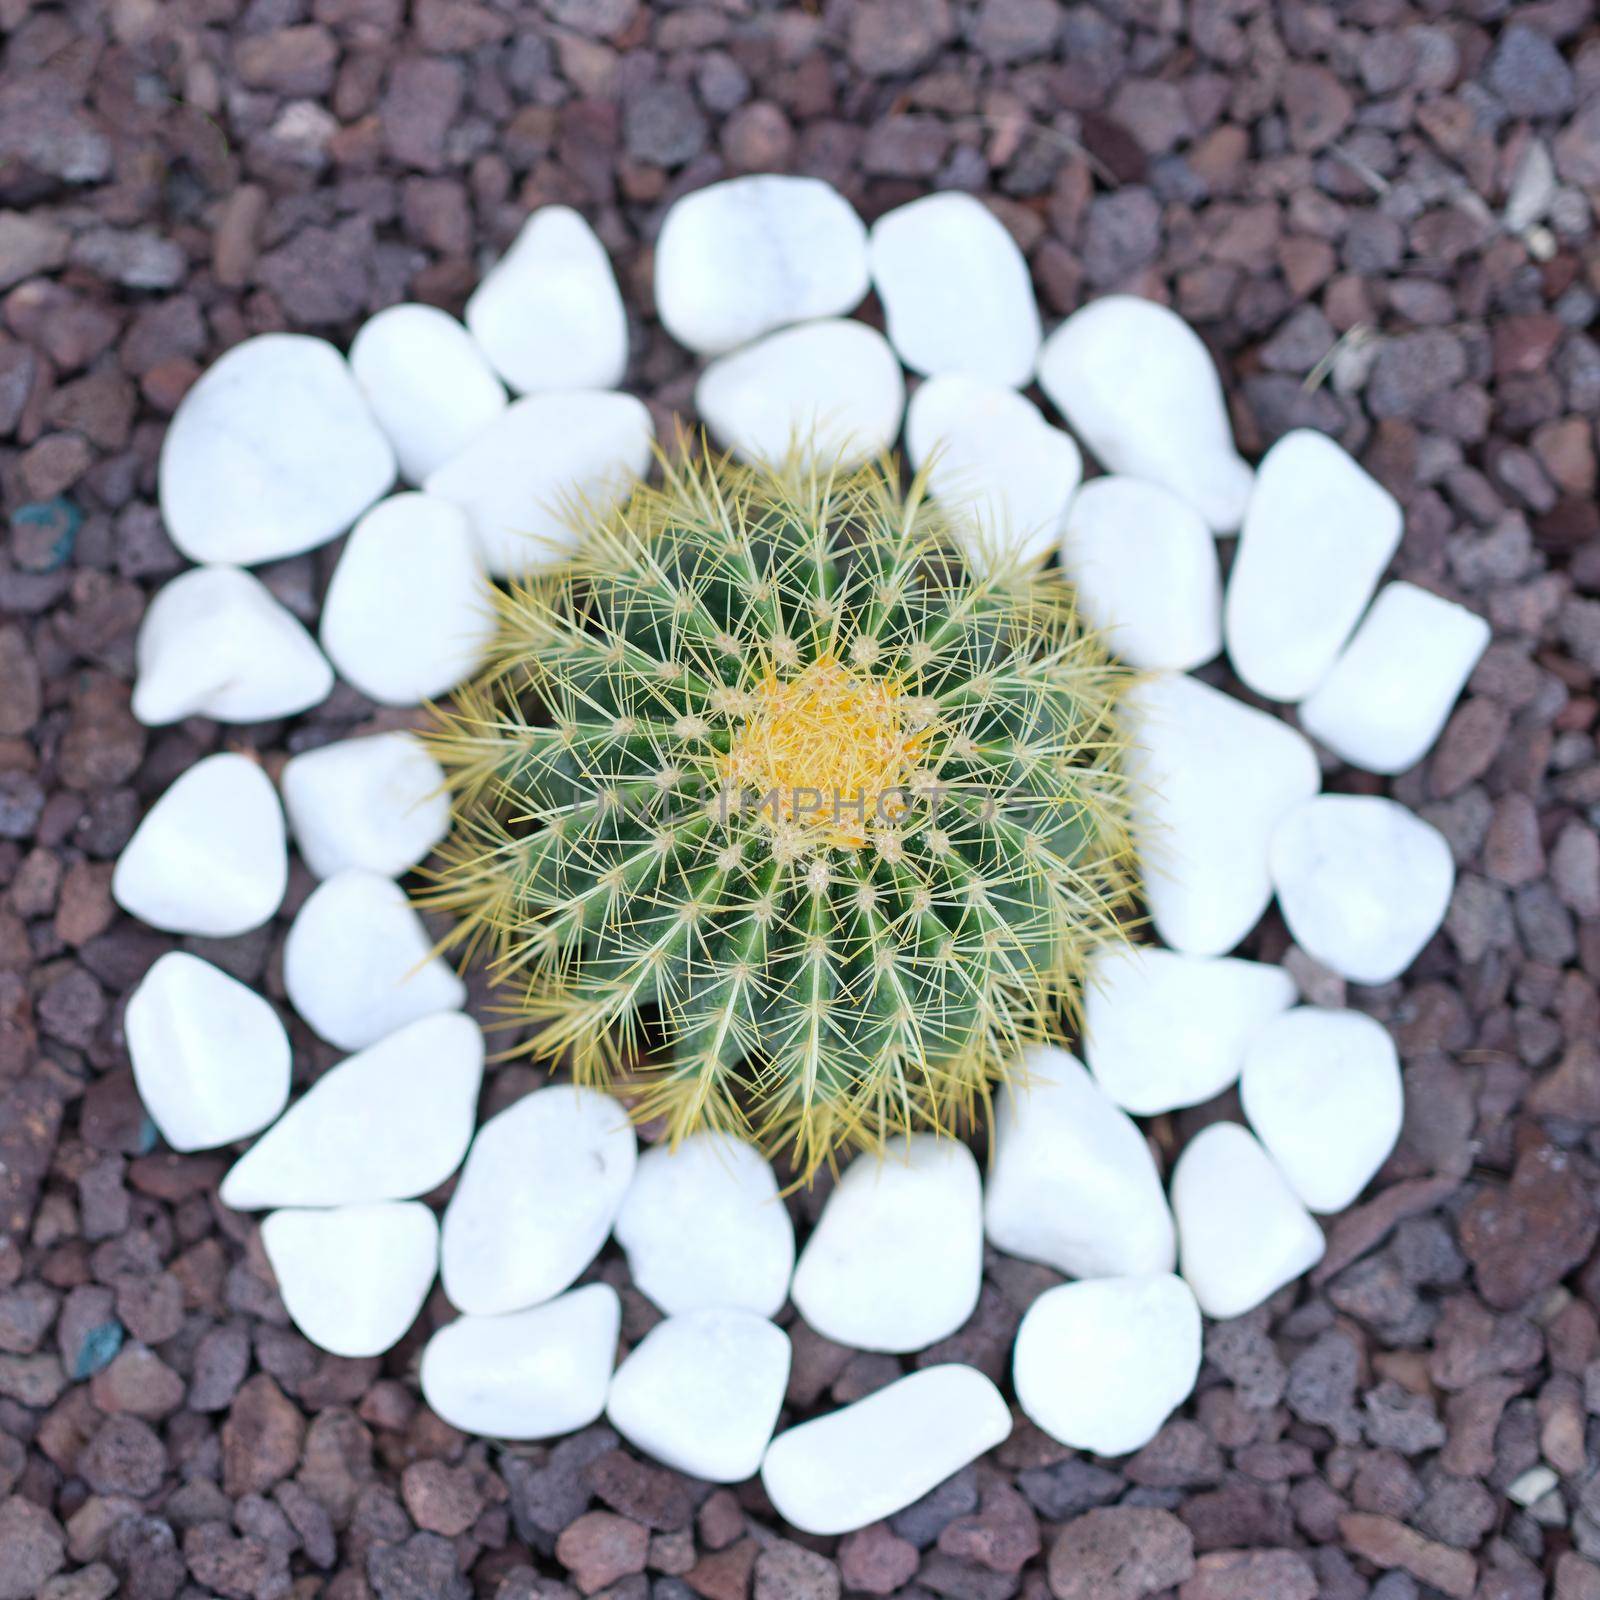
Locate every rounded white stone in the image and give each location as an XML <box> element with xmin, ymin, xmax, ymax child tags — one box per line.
<box><xmin>1241</xmin><ymin>1007</ymin><xmax>1403</xmax><ymax>1214</ymax></box>
<box><xmin>1013</xmin><ymin>1275</ymin><xmax>1202</xmax><ymax>1457</ymax></box>
<box><xmin>159</xmin><ymin>332</ymin><xmax>395</xmax><ymax>564</ymax></box>
<box><xmin>132</xmin><ymin>565</ymin><xmax>334</xmax><ymax>727</ymax></box>
<box><xmin>905</xmin><ymin>374</ymin><xmax>1081</xmax><ymax>569</ymax></box>
<box><xmin>654</xmin><ymin>175</ymin><xmax>868</xmax><ymax>356</ymax></box>
<box><xmin>466</xmin><ymin>205</ymin><xmax>628</xmax><ymax>393</ymax></box>
<box><xmin>425</xmin><ymin>391</ymin><xmax>654</xmax><ymax>577</ymax></box>
<box><xmin>1084</xmin><ymin>945</ymin><xmax>1297</xmax><ymax>1115</ymax></box>
<box><xmin>1225</xmin><ymin>429</ymin><xmax>1403</xmax><ymax>703</ymax></box>
<box><xmin>113</xmin><ymin>753</ymin><xmax>287</xmax><ymax>937</ymax></box>
<box><xmin>281</xmin><ymin>732</ymin><xmax>450</xmax><ymax>881</ymax></box>
<box><xmin>421</xmin><ymin>1284</ymin><xmax>621</xmax><ymax>1440</ymax></box>
<box><xmin>319</xmin><ymin>492</ymin><xmax>493</xmax><ymax>706</ymax></box>
<box><xmin>613</xmin><ymin>1133</ymin><xmax>794</xmax><ymax>1318</ymax></box>
<box><xmin>349</xmin><ymin>303</ymin><xmax>507</xmax><ymax>484</ymax></box>
<box><xmin>869</xmin><ymin>193</ymin><xmax>1041</xmax><ymax>388</ymax></box>
<box><xmin>1037</xmin><ymin>295</ymin><xmax>1252</xmax><ymax>533</ymax></box>
<box><xmin>220</xmin><ymin>1011</ymin><xmax>484</xmax><ymax>1210</ymax></box>
<box><xmin>1124</xmin><ymin>672</ymin><xmax>1319</xmax><ymax>957</ymax></box>
<box><xmin>441</xmin><ymin>1086</ymin><xmax>637</xmax><ymax>1317</ymax></box>
<box><xmin>262</xmin><ymin>1202</ymin><xmax>438</xmax><ymax>1358</ymax></box>
<box><xmin>1059</xmin><ymin>477</ymin><xmax>1223</xmax><ymax>671</ymax></box>
<box><xmin>1270</xmin><ymin>795</ymin><xmax>1454</xmax><ymax>985</ymax></box>
<box><xmin>125</xmin><ymin>952</ymin><xmax>290</xmax><ymax>1153</ymax></box>
<box><xmin>607</xmin><ymin>1309</ymin><xmax>791</xmax><ymax>1483</ymax></box>
<box><xmin>1299</xmin><ymin>581</ymin><xmax>1491</xmax><ymax>775</ymax></box>
<box><xmin>792</xmin><ymin>1137</ymin><xmax>982</xmax><ymax>1354</ymax></box>
<box><xmin>984</xmin><ymin>1045</ymin><xmax>1176</xmax><ymax>1279</ymax></box>
<box><xmin>283</xmin><ymin>868</ymin><xmax>466</xmax><ymax>1051</ymax></box>
<box><xmin>695</xmin><ymin>319</ymin><xmax>904</xmax><ymax>470</ymax></box>
<box><xmin>1173</xmin><ymin>1122</ymin><xmax>1325</xmax><ymax>1319</ymax></box>
<box><xmin>762</xmin><ymin>1365</ymin><xmax>1012</xmax><ymax>1537</ymax></box>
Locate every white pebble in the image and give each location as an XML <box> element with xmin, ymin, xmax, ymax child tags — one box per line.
<box><xmin>348</xmin><ymin>303</ymin><xmax>507</xmax><ymax>484</ymax></box>
<box><xmin>125</xmin><ymin>952</ymin><xmax>290</xmax><ymax>1153</ymax></box>
<box><xmin>1226</xmin><ymin>430</ymin><xmax>1403</xmax><ymax>702</ymax></box>
<box><xmin>1084</xmin><ymin>945</ymin><xmax>1296</xmax><ymax>1115</ymax></box>
<box><xmin>792</xmin><ymin>1137</ymin><xmax>982</xmax><ymax>1354</ymax></box>
<box><xmin>441</xmin><ymin>1086</ymin><xmax>637</xmax><ymax>1317</ymax></box>
<box><xmin>159</xmin><ymin>333</ymin><xmax>394</xmax><ymax>564</ymax></box>
<box><xmin>1124</xmin><ymin>673</ymin><xmax>1319</xmax><ymax>956</ymax></box>
<box><xmin>425</xmin><ymin>391</ymin><xmax>653</xmax><ymax>577</ymax></box>
<box><xmin>607</xmin><ymin>1309</ymin><xmax>791</xmax><ymax>1483</ymax></box>
<box><xmin>1241</xmin><ymin>1007</ymin><xmax>1403</xmax><ymax>1214</ymax></box>
<box><xmin>220</xmin><ymin>1012</ymin><xmax>483</xmax><ymax>1210</ymax></box>
<box><xmin>613</xmin><ymin>1133</ymin><xmax>794</xmax><ymax>1318</ymax></box>
<box><xmin>466</xmin><ymin>206</ymin><xmax>628</xmax><ymax>393</ymax></box>
<box><xmin>262</xmin><ymin>1202</ymin><xmax>438</xmax><ymax>1358</ymax></box>
<box><xmin>1037</xmin><ymin>296</ymin><xmax>1252</xmax><ymax>532</ymax></box>
<box><xmin>1013</xmin><ymin>1276</ymin><xmax>1202</xmax><ymax>1457</ymax></box>
<box><xmin>1059</xmin><ymin>477</ymin><xmax>1223</xmax><ymax>671</ymax></box>
<box><xmin>113</xmin><ymin>753</ymin><xmax>287</xmax><ymax>937</ymax></box>
<box><xmin>762</xmin><ymin>1365</ymin><xmax>1011</xmax><ymax>1537</ymax></box>
<box><xmin>132</xmin><ymin>565</ymin><xmax>333</xmax><ymax>726</ymax></box>
<box><xmin>421</xmin><ymin>1284</ymin><xmax>620</xmax><ymax>1440</ymax></box>
<box><xmin>1270</xmin><ymin>795</ymin><xmax>1454</xmax><ymax>985</ymax></box>
<box><xmin>696</xmin><ymin>319</ymin><xmax>904</xmax><ymax>470</ymax></box>
<box><xmin>319</xmin><ymin>492</ymin><xmax>494</xmax><ymax>706</ymax></box>
<box><xmin>1173</xmin><ymin>1122</ymin><xmax>1326</xmax><ymax>1318</ymax></box>
<box><xmin>905</xmin><ymin>375</ymin><xmax>1081</xmax><ymax>569</ymax></box>
<box><xmin>984</xmin><ymin>1045</ymin><xmax>1175</xmax><ymax>1279</ymax></box>
<box><xmin>281</xmin><ymin>732</ymin><xmax>449</xmax><ymax>881</ymax></box>
<box><xmin>1299</xmin><ymin>582</ymin><xmax>1490</xmax><ymax>775</ymax></box>
<box><xmin>869</xmin><ymin>193</ymin><xmax>1041</xmax><ymax>388</ymax></box>
<box><xmin>654</xmin><ymin>175</ymin><xmax>868</xmax><ymax>356</ymax></box>
<box><xmin>283</xmin><ymin>869</ymin><xmax>466</xmax><ymax>1051</ymax></box>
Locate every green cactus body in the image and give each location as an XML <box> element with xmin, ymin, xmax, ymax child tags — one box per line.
<box><xmin>421</xmin><ymin>449</ymin><xmax>1136</xmax><ymax>1177</ymax></box>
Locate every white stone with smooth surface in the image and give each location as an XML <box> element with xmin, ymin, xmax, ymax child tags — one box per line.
<box><xmin>1037</xmin><ymin>296</ymin><xmax>1252</xmax><ymax>532</ymax></box>
<box><xmin>349</xmin><ymin>304</ymin><xmax>507</xmax><ymax>483</ymax></box>
<box><xmin>421</xmin><ymin>1285</ymin><xmax>621</xmax><ymax>1440</ymax></box>
<box><xmin>159</xmin><ymin>333</ymin><xmax>395</xmax><ymax>564</ymax></box>
<box><xmin>1013</xmin><ymin>1275</ymin><xmax>1202</xmax><ymax>1457</ymax></box>
<box><xmin>1060</xmin><ymin>477</ymin><xmax>1223</xmax><ymax>671</ymax></box>
<box><xmin>425</xmin><ymin>391</ymin><xmax>653</xmax><ymax>577</ymax></box>
<box><xmin>613</xmin><ymin>1133</ymin><xmax>794</xmax><ymax>1318</ymax></box>
<box><xmin>262</xmin><ymin>1202</ymin><xmax>438</xmax><ymax>1358</ymax></box>
<box><xmin>761</xmin><ymin>1365</ymin><xmax>1011</xmax><ymax>1537</ymax></box>
<box><xmin>1124</xmin><ymin>673</ymin><xmax>1319</xmax><ymax>956</ymax></box>
<box><xmin>869</xmin><ymin>193</ymin><xmax>1041</xmax><ymax>388</ymax></box>
<box><xmin>1084</xmin><ymin>945</ymin><xmax>1296</xmax><ymax>1115</ymax></box>
<box><xmin>1299</xmin><ymin>582</ymin><xmax>1491</xmax><ymax>774</ymax></box>
<box><xmin>220</xmin><ymin>1012</ymin><xmax>483</xmax><ymax>1210</ymax></box>
<box><xmin>1173</xmin><ymin>1122</ymin><xmax>1326</xmax><ymax>1319</ymax></box>
<box><xmin>984</xmin><ymin>1045</ymin><xmax>1176</xmax><ymax>1279</ymax></box>
<box><xmin>654</xmin><ymin>175</ymin><xmax>868</xmax><ymax>356</ymax></box>
<box><xmin>1270</xmin><ymin>795</ymin><xmax>1454</xmax><ymax>985</ymax></box>
<box><xmin>607</xmin><ymin>1309</ymin><xmax>791</xmax><ymax>1483</ymax></box>
<box><xmin>283</xmin><ymin>869</ymin><xmax>466</xmax><ymax>1051</ymax></box>
<box><xmin>132</xmin><ymin>565</ymin><xmax>334</xmax><ymax>726</ymax></box>
<box><xmin>1241</xmin><ymin>1007</ymin><xmax>1403</xmax><ymax>1214</ymax></box>
<box><xmin>792</xmin><ymin>1137</ymin><xmax>982</xmax><ymax>1354</ymax></box>
<box><xmin>441</xmin><ymin>1086</ymin><xmax>637</xmax><ymax>1316</ymax></box>
<box><xmin>697</xmin><ymin>319</ymin><xmax>904</xmax><ymax>470</ymax></box>
<box><xmin>126</xmin><ymin>952</ymin><xmax>290</xmax><ymax>1153</ymax></box>
<box><xmin>466</xmin><ymin>206</ymin><xmax>628</xmax><ymax>393</ymax></box>
<box><xmin>1226</xmin><ymin>429</ymin><xmax>1403</xmax><ymax>702</ymax></box>
<box><xmin>113</xmin><ymin>753</ymin><xmax>287</xmax><ymax>937</ymax></box>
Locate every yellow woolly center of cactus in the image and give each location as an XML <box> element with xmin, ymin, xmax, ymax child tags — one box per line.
<box><xmin>720</xmin><ymin>657</ymin><xmax>928</xmax><ymax>850</ymax></box>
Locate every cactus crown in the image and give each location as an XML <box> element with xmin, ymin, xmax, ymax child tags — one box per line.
<box><xmin>420</xmin><ymin>447</ymin><xmax>1137</xmax><ymax>1178</ymax></box>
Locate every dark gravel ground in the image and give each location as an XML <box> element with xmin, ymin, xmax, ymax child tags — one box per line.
<box><xmin>3</xmin><ymin>1</ymin><xmax>1600</xmax><ymax>1597</ymax></box>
